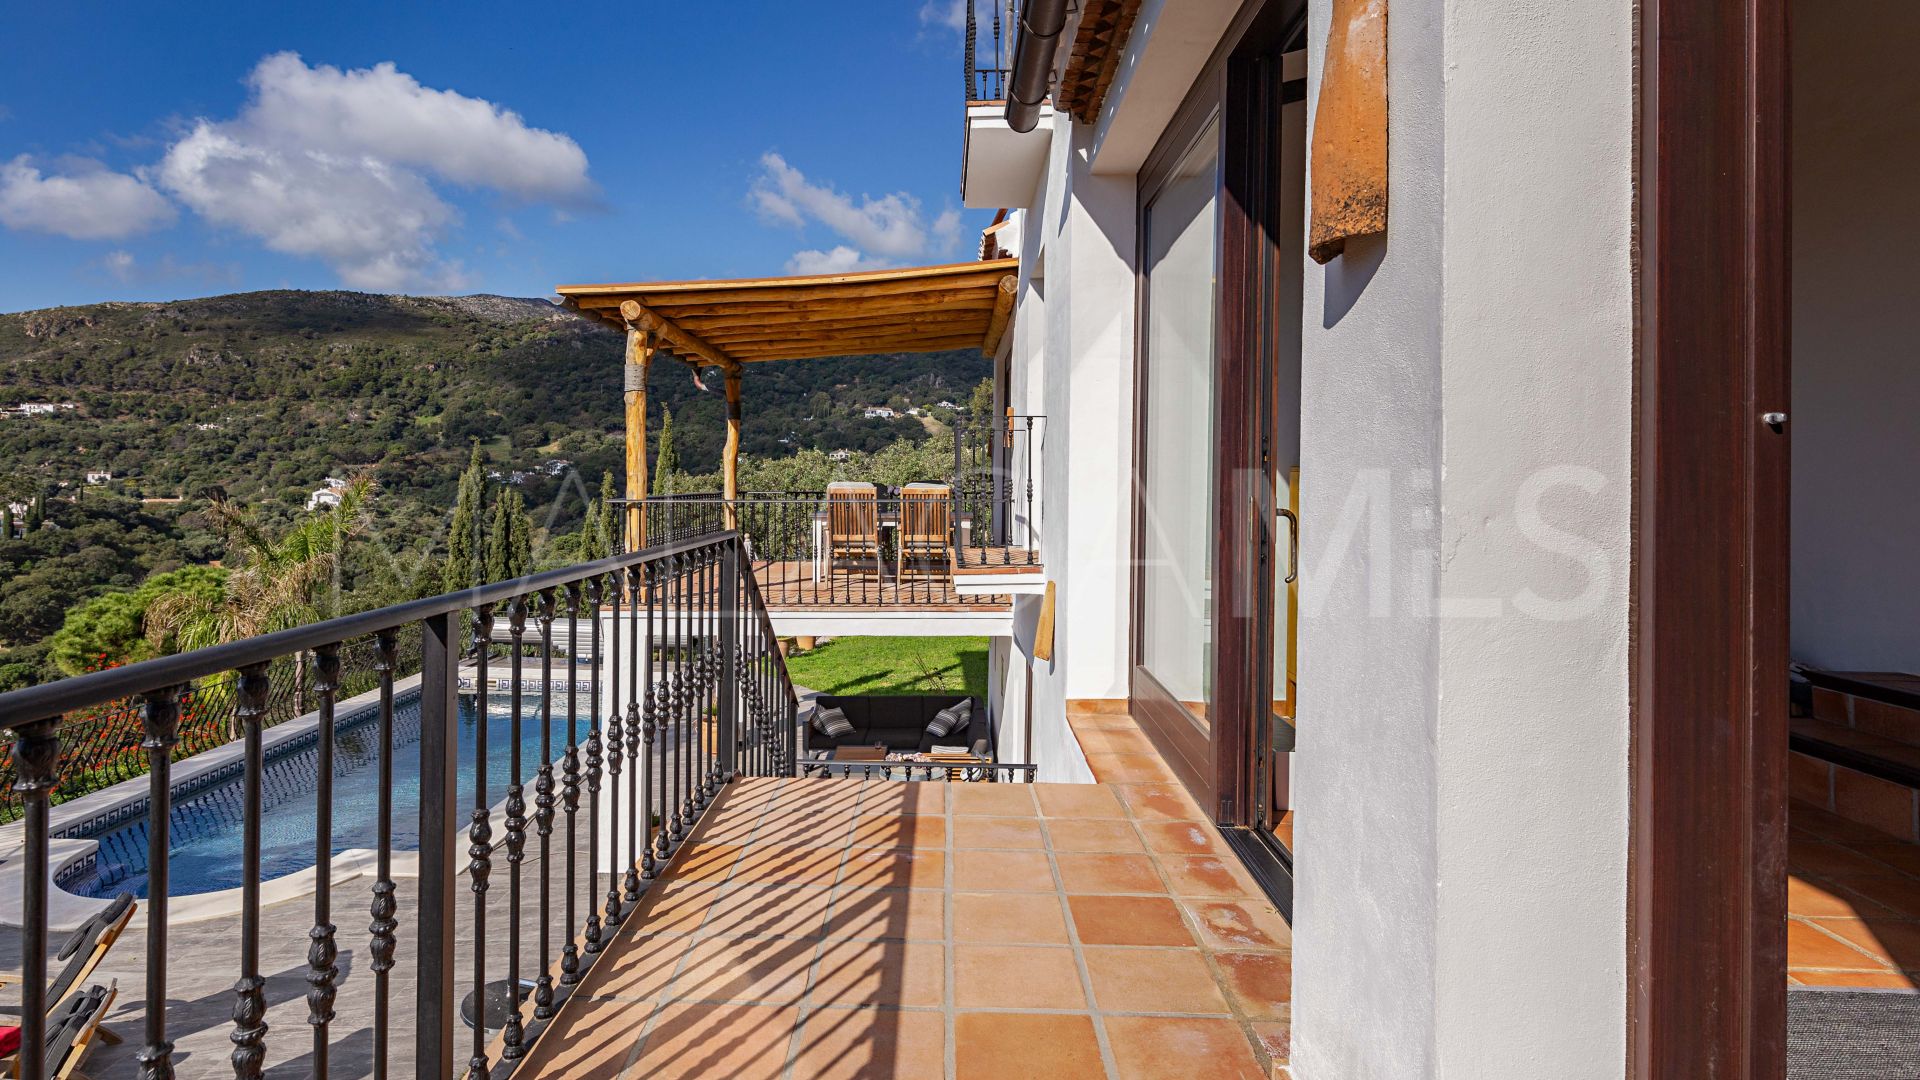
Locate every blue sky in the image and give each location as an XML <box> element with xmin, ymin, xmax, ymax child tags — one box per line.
<box><xmin>0</xmin><ymin>0</ymin><xmax>985</xmax><ymax>313</ymax></box>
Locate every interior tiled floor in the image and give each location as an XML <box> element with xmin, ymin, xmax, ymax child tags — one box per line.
<box><xmin>1789</xmin><ymin>798</ymin><xmax>1920</xmax><ymax>988</ymax></box>
<box><xmin>516</xmin><ymin>773</ymin><xmax>1290</xmax><ymax>1079</ymax></box>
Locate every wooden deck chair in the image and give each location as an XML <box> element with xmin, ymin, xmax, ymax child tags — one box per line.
<box><xmin>0</xmin><ymin>893</ymin><xmax>134</xmax><ymax>1015</ymax></box>
<box><xmin>825</xmin><ymin>483</ymin><xmax>883</xmax><ymax>580</ymax></box>
<box><xmin>4</xmin><ymin>981</ymin><xmax>118</xmax><ymax>1080</ymax></box>
<box><xmin>897</xmin><ymin>483</ymin><xmax>954</xmax><ymax>581</ymax></box>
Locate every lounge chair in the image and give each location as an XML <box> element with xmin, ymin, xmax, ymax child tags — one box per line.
<box><xmin>824</xmin><ymin>483</ymin><xmax>883</xmax><ymax>580</ymax></box>
<box><xmin>897</xmin><ymin>483</ymin><xmax>954</xmax><ymax>582</ymax></box>
<box><xmin>0</xmin><ymin>892</ymin><xmax>135</xmax><ymax>1077</ymax></box>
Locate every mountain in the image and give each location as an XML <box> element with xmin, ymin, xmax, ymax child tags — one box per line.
<box><xmin>0</xmin><ymin>289</ymin><xmax>990</xmax><ymax>518</ymax></box>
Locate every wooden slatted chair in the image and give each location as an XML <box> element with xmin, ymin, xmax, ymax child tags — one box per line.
<box><xmin>825</xmin><ymin>483</ymin><xmax>883</xmax><ymax>581</ymax></box>
<box><xmin>897</xmin><ymin>483</ymin><xmax>954</xmax><ymax>582</ymax></box>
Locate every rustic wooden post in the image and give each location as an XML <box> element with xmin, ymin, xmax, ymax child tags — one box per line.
<box><xmin>723</xmin><ymin>368</ymin><xmax>743</xmax><ymax>529</ymax></box>
<box><xmin>619</xmin><ymin>301</ymin><xmax>654</xmax><ymax>552</ymax></box>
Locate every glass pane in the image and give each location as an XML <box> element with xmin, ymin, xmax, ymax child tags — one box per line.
<box><xmin>1139</xmin><ymin>118</ymin><xmax>1221</xmax><ymax>729</ymax></box>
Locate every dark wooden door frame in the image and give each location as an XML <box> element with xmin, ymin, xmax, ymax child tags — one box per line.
<box><xmin>1634</xmin><ymin>0</ymin><xmax>1789</xmax><ymax>1075</ymax></box>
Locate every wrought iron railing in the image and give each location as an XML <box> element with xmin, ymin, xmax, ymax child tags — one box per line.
<box><xmin>616</xmin><ymin>490</ymin><xmax>1036</xmax><ymax>607</ymax></box>
<box><xmin>0</xmin><ymin>531</ymin><xmax>796</xmax><ymax>1079</ymax></box>
<box><xmin>965</xmin><ymin>0</ymin><xmax>1018</xmax><ymax>102</ymax></box>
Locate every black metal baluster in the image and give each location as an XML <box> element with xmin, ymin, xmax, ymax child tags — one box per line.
<box><xmin>583</xmin><ymin>577</ymin><xmax>606</xmax><ymax>956</ymax></box>
<box><xmin>11</xmin><ymin>715</ymin><xmax>60</xmax><ymax>1080</ymax></box>
<box><xmin>560</xmin><ymin>584</ymin><xmax>584</xmax><ymax>986</ymax></box>
<box><xmin>623</xmin><ymin>563</ymin><xmax>642</xmax><ymax>907</ymax></box>
<box><xmin>468</xmin><ymin>607</ymin><xmax>495</xmax><ymax>1080</ymax></box>
<box><xmin>641</xmin><ymin>562</ymin><xmax>661</xmax><ymax>886</ymax></box>
<box><xmin>534</xmin><ymin>589</ymin><xmax>557</xmax><ymax>1022</ymax></box>
<box><xmin>231</xmin><ymin>663</ymin><xmax>272</xmax><ymax>1079</ymax></box>
<box><xmin>307</xmin><ymin>645</ymin><xmax>342</xmax><ymax>1077</ymax></box>
<box><xmin>665</xmin><ymin>555</ymin><xmax>685</xmax><ymax>848</ymax></box>
<box><xmin>502</xmin><ymin>599</ymin><xmax>528</xmax><ymax>1061</ymax></box>
<box><xmin>137</xmin><ymin>686</ymin><xmax>181</xmax><ymax>1080</ymax></box>
<box><xmin>368</xmin><ymin>630</ymin><xmax>399</xmax><ymax>1080</ymax></box>
<box><xmin>602</xmin><ymin>572</ymin><xmax>625</xmax><ymax>931</ymax></box>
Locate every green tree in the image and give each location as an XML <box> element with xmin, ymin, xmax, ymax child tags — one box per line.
<box><xmin>444</xmin><ymin>446</ymin><xmax>486</xmax><ymax>593</ymax></box>
<box><xmin>1</xmin><ymin>503</ymin><xmax>12</xmax><ymax>540</ymax></box>
<box><xmin>506</xmin><ymin>490</ymin><xmax>533</xmax><ymax>579</ymax></box>
<box><xmin>145</xmin><ymin>479</ymin><xmax>372</xmax><ymax>726</ymax></box>
<box><xmin>25</xmin><ymin>493</ymin><xmax>44</xmax><ymax>531</ymax></box>
<box><xmin>653</xmin><ymin>406</ymin><xmax>679</xmax><ymax>494</ymax></box>
<box><xmin>47</xmin><ymin>565</ymin><xmax>227</xmax><ymax>675</ymax></box>
<box><xmin>484</xmin><ymin>492</ymin><xmax>511</xmax><ymax>584</ymax></box>
<box><xmin>593</xmin><ymin>471</ymin><xmax>617</xmax><ymax>559</ymax></box>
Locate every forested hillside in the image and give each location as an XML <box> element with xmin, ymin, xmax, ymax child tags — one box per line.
<box><xmin>0</xmin><ymin>289</ymin><xmax>991</xmax><ymax>689</ymax></box>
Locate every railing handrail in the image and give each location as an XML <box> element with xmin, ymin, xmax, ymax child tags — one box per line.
<box><xmin>0</xmin><ymin>531</ymin><xmax>734</xmax><ymax>728</ymax></box>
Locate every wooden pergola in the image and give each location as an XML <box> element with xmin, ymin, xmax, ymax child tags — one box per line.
<box><xmin>556</xmin><ymin>258</ymin><xmax>1018</xmax><ymax>547</ymax></box>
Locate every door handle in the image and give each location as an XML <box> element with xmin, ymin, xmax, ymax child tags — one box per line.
<box><xmin>1276</xmin><ymin>508</ymin><xmax>1298</xmax><ymax>584</ymax></box>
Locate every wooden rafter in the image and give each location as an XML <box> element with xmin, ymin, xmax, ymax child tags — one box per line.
<box><xmin>1055</xmin><ymin>0</ymin><xmax>1144</xmax><ymax>124</ymax></box>
<box><xmin>617</xmin><ymin>299</ymin><xmax>738</xmax><ymax>373</ymax></box>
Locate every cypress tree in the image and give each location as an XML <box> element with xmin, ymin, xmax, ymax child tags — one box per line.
<box><xmin>2</xmin><ymin>503</ymin><xmax>13</xmax><ymax>539</ymax></box>
<box><xmin>653</xmin><ymin>406</ymin><xmax>678</xmax><ymax>495</ymax></box>
<box><xmin>507</xmin><ymin>490</ymin><xmax>534</xmax><ymax>579</ymax></box>
<box><xmin>484</xmin><ymin>493</ymin><xmax>511</xmax><ymax>584</ymax></box>
<box><xmin>443</xmin><ymin>446</ymin><xmax>485</xmax><ymax>592</ymax></box>
<box><xmin>594</xmin><ymin>471</ymin><xmax>618</xmax><ymax>558</ymax></box>
<box><xmin>25</xmin><ymin>493</ymin><xmax>43</xmax><ymax>531</ymax></box>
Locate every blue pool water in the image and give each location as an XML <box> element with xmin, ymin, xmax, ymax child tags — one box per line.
<box><xmin>64</xmin><ymin>690</ymin><xmax>589</xmax><ymax>899</ymax></box>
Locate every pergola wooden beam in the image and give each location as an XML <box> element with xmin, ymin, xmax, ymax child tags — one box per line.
<box><xmin>982</xmin><ymin>275</ymin><xmax>1016</xmax><ymax>355</ymax></box>
<box><xmin>617</xmin><ymin>299</ymin><xmax>739</xmax><ymax>373</ymax></box>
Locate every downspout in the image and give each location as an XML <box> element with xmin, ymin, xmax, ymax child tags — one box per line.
<box><xmin>1005</xmin><ymin>0</ymin><xmax>1070</xmax><ymax>133</ymax></box>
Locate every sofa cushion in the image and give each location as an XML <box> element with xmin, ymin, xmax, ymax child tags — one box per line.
<box><xmin>927</xmin><ymin>700</ymin><xmax>971</xmax><ymax>738</ymax></box>
<box><xmin>812</xmin><ymin>705</ymin><xmax>854</xmax><ymax>739</ymax></box>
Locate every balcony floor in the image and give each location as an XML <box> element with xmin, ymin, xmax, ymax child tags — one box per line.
<box><xmin>515</xmin><ymin>775</ymin><xmax>1287</xmax><ymax>1079</ymax></box>
<box><xmin>1789</xmin><ymin>799</ymin><xmax>1920</xmax><ymax>987</ymax></box>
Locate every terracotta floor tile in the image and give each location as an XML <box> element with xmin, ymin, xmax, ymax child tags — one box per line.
<box><xmin>1791</xmin><ymin>969</ymin><xmax>1919</xmax><ymax>989</ymax></box>
<box><xmin>824</xmin><ymin>886</ymin><xmax>948</xmax><ymax>941</ymax></box>
<box><xmin>808</xmin><ymin>939</ymin><xmax>947</xmax><ymax>1008</ymax></box>
<box><xmin>1214</xmin><ymin>951</ymin><xmax>1293</xmax><ymax>1019</ymax></box>
<box><xmin>760</xmin><ymin>813</ymin><xmax>858</xmax><ymax>850</ymax></box>
<box><xmin>1073</xmin><ymin>726</ymin><xmax>1160</xmax><ymax>756</ymax></box>
<box><xmin>840</xmin><ymin>848</ymin><xmax>947</xmax><ymax>890</ymax></box>
<box><xmin>951</xmin><ymin>814</ymin><xmax>1047</xmax><ymax>850</ymax></box>
<box><xmin>672</xmin><ymin>934</ymin><xmax>820</xmax><ymax>1003</ymax></box>
<box><xmin>1104</xmin><ymin>1015</ymin><xmax>1266</xmax><ymax>1080</ymax></box>
<box><xmin>1046</xmin><ymin>818</ymin><xmax>1147</xmax><ymax>853</ymax></box>
<box><xmin>699</xmin><ymin>884</ymin><xmax>834</xmax><ymax>940</ymax></box>
<box><xmin>1138</xmin><ymin>820</ymin><xmax>1232</xmax><ymax>856</ymax></box>
<box><xmin>1182</xmin><ymin>900</ymin><xmax>1293</xmax><ymax>952</ymax></box>
<box><xmin>1808</xmin><ymin>917</ymin><xmax>1920</xmax><ymax>970</ymax></box>
<box><xmin>1114</xmin><ymin>783</ymin><xmax>1205</xmax><ymax>822</ymax></box>
<box><xmin>859</xmin><ymin>782</ymin><xmax>949</xmax><ymax>816</ymax></box>
<box><xmin>670</xmin><ymin>842</ymin><xmax>745</xmax><ymax>882</ymax></box>
<box><xmin>1788</xmin><ymin>874</ymin><xmax>1874</xmax><ymax>919</ymax></box>
<box><xmin>1056</xmin><ymin>852</ymin><xmax>1166</xmax><ymax>895</ymax></box>
<box><xmin>1068</xmin><ymin>894</ymin><xmax>1196</xmax><ymax>947</ymax></box>
<box><xmin>632</xmin><ymin>881</ymin><xmax>722</xmax><ymax>935</ymax></box>
<box><xmin>953</xmin><ymin>890</ymin><xmax>1070</xmax><ymax>944</ymax></box>
<box><xmin>572</xmin><ymin>931</ymin><xmax>693</xmax><ymax>1001</ymax></box>
<box><xmin>509</xmin><ymin>996</ymin><xmax>645</xmax><ymax>1079</ymax></box>
<box><xmin>953</xmin><ymin>944</ymin><xmax>1088</xmax><ymax>1010</ymax></box>
<box><xmin>1251</xmin><ymin>1020</ymin><xmax>1292</xmax><ymax>1065</ymax></box>
<box><xmin>951</xmin><ymin>784</ymin><xmax>1039</xmax><ymax>816</ymax></box>
<box><xmin>1083</xmin><ymin>947</ymin><xmax>1231</xmax><ymax>1014</ymax></box>
<box><xmin>955</xmin><ymin>1013</ymin><xmax>1103</xmax><ymax>1079</ymax></box>
<box><xmin>1785</xmin><ymin>919</ymin><xmax>1892</xmax><ymax>971</ymax></box>
<box><xmin>1792</xmin><ymin>841</ymin><xmax>1913</xmax><ymax>881</ymax></box>
<box><xmin>1157</xmin><ymin>854</ymin><xmax>1264</xmax><ymax>899</ymax></box>
<box><xmin>790</xmin><ymin>1007</ymin><xmax>947</xmax><ymax>1080</ymax></box>
<box><xmin>1034</xmin><ymin>782</ymin><xmax>1129</xmax><ymax>819</ymax></box>
<box><xmin>1086</xmin><ymin>752</ymin><xmax>1180</xmax><ymax>783</ymax></box>
<box><xmin>732</xmin><ymin>845</ymin><xmax>846</xmax><ymax>886</ymax></box>
<box><xmin>1832</xmin><ymin>875</ymin><xmax>1920</xmax><ymax>919</ymax></box>
<box><xmin>630</xmin><ymin>1002</ymin><xmax>799</xmax><ymax>1080</ymax></box>
<box><xmin>850</xmin><ymin>813</ymin><xmax>949</xmax><ymax>849</ymax></box>
<box><xmin>951</xmin><ymin>849</ymin><xmax>1056</xmax><ymax>892</ymax></box>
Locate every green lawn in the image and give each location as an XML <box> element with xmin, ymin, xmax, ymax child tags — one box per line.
<box><xmin>782</xmin><ymin>636</ymin><xmax>989</xmax><ymax>699</ymax></box>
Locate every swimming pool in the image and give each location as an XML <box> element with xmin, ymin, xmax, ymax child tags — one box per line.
<box><xmin>61</xmin><ymin>689</ymin><xmax>588</xmax><ymax>899</ymax></box>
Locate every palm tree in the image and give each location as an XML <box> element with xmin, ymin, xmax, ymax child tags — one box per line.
<box><xmin>147</xmin><ymin>477</ymin><xmax>373</xmax><ymax>730</ymax></box>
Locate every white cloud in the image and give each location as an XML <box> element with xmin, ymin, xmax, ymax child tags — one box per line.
<box><xmin>785</xmin><ymin>246</ymin><xmax>892</xmax><ymax>275</ymax></box>
<box><xmin>102</xmin><ymin>250</ymin><xmax>136</xmax><ymax>280</ymax></box>
<box><xmin>154</xmin><ymin>52</ymin><xmax>589</xmax><ymax>291</ymax></box>
<box><xmin>750</xmin><ymin>152</ymin><xmax>964</xmax><ymax>273</ymax></box>
<box><xmin>919</xmin><ymin>0</ymin><xmax>967</xmax><ymax>33</ymax></box>
<box><xmin>0</xmin><ymin>156</ymin><xmax>176</xmax><ymax>240</ymax></box>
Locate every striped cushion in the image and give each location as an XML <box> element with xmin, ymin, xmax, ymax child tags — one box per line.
<box><xmin>926</xmin><ymin>701</ymin><xmax>971</xmax><ymax>738</ymax></box>
<box><xmin>812</xmin><ymin>705</ymin><xmax>854</xmax><ymax>739</ymax></box>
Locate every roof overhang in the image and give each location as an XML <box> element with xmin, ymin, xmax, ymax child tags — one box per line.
<box><xmin>556</xmin><ymin>259</ymin><xmax>1019</xmax><ymax>366</ymax></box>
<box><xmin>962</xmin><ymin>102</ymin><xmax>1053</xmax><ymax>209</ymax></box>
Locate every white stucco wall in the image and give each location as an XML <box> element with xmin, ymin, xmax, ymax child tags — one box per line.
<box><xmin>1292</xmin><ymin>0</ymin><xmax>1634</xmax><ymax>1077</ymax></box>
<box><xmin>1790</xmin><ymin>0</ymin><xmax>1920</xmax><ymax>673</ymax></box>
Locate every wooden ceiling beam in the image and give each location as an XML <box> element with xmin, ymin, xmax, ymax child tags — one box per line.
<box><xmin>571</xmin><ymin>272</ymin><xmax>1012</xmax><ymax>311</ymax></box>
<box><xmin>981</xmin><ymin>275</ymin><xmax>1016</xmax><ymax>355</ymax></box>
<box><xmin>617</xmin><ymin>298</ymin><xmax>739</xmax><ymax>373</ymax></box>
<box><xmin>696</xmin><ymin>313</ymin><xmax>989</xmax><ymax>346</ymax></box>
<box><xmin>658</xmin><ymin>291</ymin><xmax>1000</xmax><ymax>324</ymax></box>
<box><xmin>727</xmin><ymin>333</ymin><xmax>988</xmax><ymax>362</ymax></box>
